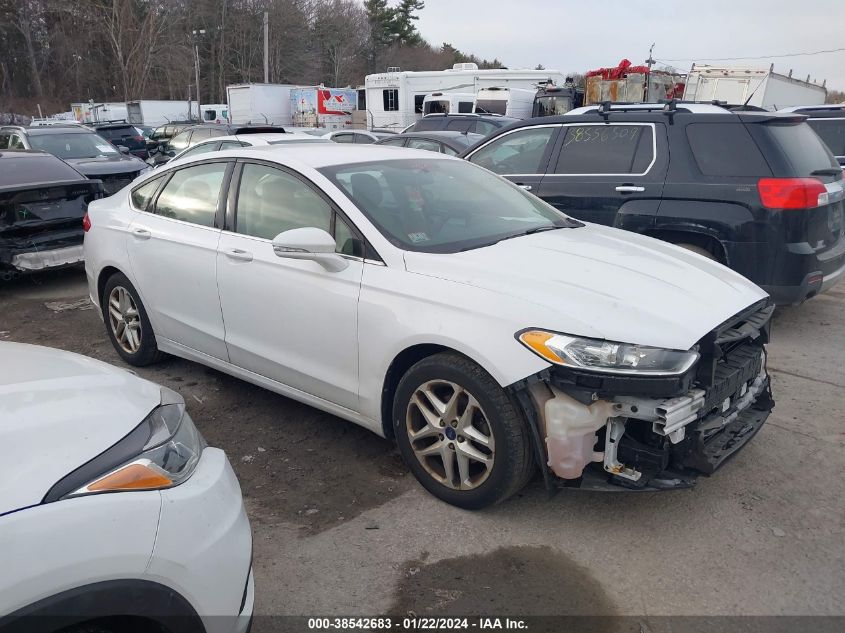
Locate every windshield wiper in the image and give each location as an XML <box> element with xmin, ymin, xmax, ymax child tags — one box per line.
<box><xmin>810</xmin><ymin>168</ymin><xmax>842</xmax><ymax>176</ymax></box>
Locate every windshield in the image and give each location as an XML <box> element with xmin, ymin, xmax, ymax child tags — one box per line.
<box><xmin>534</xmin><ymin>95</ymin><xmax>573</xmax><ymax>117</ymax></box>
<box><xmin>475</xmin><ymin>99</ymin><xmax>507</xmax><ymax>115</ymax></box>
<box><xmin>319</xmin><ymin>158</ymin><xmax>579</xmax><ymax>253</ymax></box>
<box><xmin>807</xmin><ymin>119</ymin><xmax>845</xmax><ymax>157</ymax></box>
<box><xmin>29</xmin><ymin>132</ymin><xmax>119</xmax><ymax>159</ymax></box>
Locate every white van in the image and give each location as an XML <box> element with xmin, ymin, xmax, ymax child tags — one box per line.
<box><xmin>474</xmin><ymin>87</ymin><xmax>536</xmax><ymax>119</ymax></box>
<box><xmin>422</xmin><ymin>92</ymin><xmax>476</xmax><ymax>115</ymax></box>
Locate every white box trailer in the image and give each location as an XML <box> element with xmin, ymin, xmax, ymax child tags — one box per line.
<box><xmin>290</xmin><ymin>87</ymin><xmax>357</xmax><ymax>130</ymax></box>
<box><xmin>474</xmin><ymin>87</ymin><xmax>536</xmax><ymax>119</ymax></box>
<box><xmin>200</xmin><ymin>103</ymin><xmax>228</xmax><ymax>124</ymax></box>
<box><xmin>683</xmin><ymin>64</ymin><xmax>827</xmax><ymax>109</ymax></box>
<box><xmin>126</xmin><ymin>100</ymin><xmax>197</xmax><ymax>127</ymax></box>
<box><xmin>71</xmin><ymin>102</ymin><xmax>128</xmax><ymax>124</ymax></box>
<box><xmin>226</xmin><ymin>84</ymin><xmax>302</xmax><ymax>126</ymax></box>
<box><xmin>364</xmin><ymin>64</ymin><xmax>565</xmax><ymax>131</ymax></box>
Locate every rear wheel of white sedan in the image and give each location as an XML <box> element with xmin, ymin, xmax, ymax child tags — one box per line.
<box><xmin>102</xmin><ymin>272</ymin><xmax>163</xmax><ymax>367</ymax></box>
<box><xmin>393</xmin><ymin>353</ymin><xmax>535</xmax><ymax>509</ymax></box>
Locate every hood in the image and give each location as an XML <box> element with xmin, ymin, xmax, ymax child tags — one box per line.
<box><xmin>403</xmin><ymin>224</ymin><xmax>768</xmax><ymax>351</ymax></box>
<box><xmin>0</xmin><ymin>343</ymin><xmax>162</xmax><ymax>515</ymax></box>
<box><xmin>66</xmin><ymin>154</ymin><xmax>147</xmax><ymax>176</ymax></box>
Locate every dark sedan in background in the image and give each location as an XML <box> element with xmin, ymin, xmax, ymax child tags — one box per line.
<box><xmin>0</xmin><ymin>150</ymin><xmax>102</xmax><ymax>278</ymax></box>
<box><xmin>376</xmin><ymin>130</ymin><xmax>484</xmax><ymax>155</ymax></box>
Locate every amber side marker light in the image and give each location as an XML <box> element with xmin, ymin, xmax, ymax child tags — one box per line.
<box><xmin>87</xmin><ymin>463</ymin><xmax>173</xmax><ymax>492</ymax></box>
<box><xmin>518</xmin><ymin>330</ymin><xmax>564</xmax><ymax>364</ymax></box>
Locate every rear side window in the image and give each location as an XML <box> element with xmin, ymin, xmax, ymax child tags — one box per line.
<box><xmin>413</xmin><ymin>118</ymin><xmax>442</xmax><ymax>132</ymax></box>
<box><xmin>131</xmin><ymin>177</ymin><xmax>162</xmax><ymax>210</ymax></box>
<box><xmin>354</xmin><ymin>134</ymin><xmax>376</xmax><ymax>144</ymax></box>
<box><xmin>333</xmin><ymin>134</ymin><xmax>354</xmax><ymax>144</ymax></box>
<box><xmin>380</xmin><ymin>138</ymin><xmax>406</xmax><ymax>147</ymax></box>
<box><xmin>555</xmin><ymin>125</ymin><xmax>654</xmax><ymax>175</ymax></box>
<box><xmin>764</xmin><ymin>122</ymin><xmax>839</xmax><ymax>176</ymax></box>
<box><xmin>179</xmin><ymin>142</ymin><xmax>219</xmax><ymax>158</ymax></box>
<box><xmin>446</xmin><ymin>119</ymin><xmax>473</xmax><ymax>133</ymax></box>
<box><xmin>469</xmin><ymin>127</ymin><xmax>556</xmax><ymax>175</ymax></box>
<box><xmin>686</xmin><ymin>123</ymin><xmax>770</xmax><ymax>177</ymax></box>
<box><xmin>154</xmin><ymin>162</ymin><xmax>227</xmax><ymax>227</ymax></box>
<box><xmin>807</xmin><ymin>119</ymin><xmax>845</xmax><ymax>156</ymax></box>
<box><xmin>406</xmin><ymin>138</ymin><xmax>441</xmax><ymax>152</ymax></box>
<box><xmin>474</xmin><ymin>120</ymin><xmax>497</xmax><ymax>136</ymax></box>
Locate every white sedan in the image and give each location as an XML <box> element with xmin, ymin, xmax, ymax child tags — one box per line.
<box><xmin>0</xmin><ymin>343</ymin><xmax>253</xmax><ymax>632</ymax></box>
<box><xmin>84</xmin><ymin>145</ymin><xmax>774</xmax><ymax>508</ymax></box>
<box><xmin>167</xmin><ymin>131</ymin><xmax>330</xmax><ymax>164</ymax></box>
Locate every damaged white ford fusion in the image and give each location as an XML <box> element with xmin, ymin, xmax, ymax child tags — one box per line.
<box><xmin>84</xmin><ymin>145</ymin><xmax>774</xmax><ymax>509</ymax></box>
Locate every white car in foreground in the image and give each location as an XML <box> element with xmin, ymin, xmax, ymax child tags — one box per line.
<box><xmin>0</xmin><ymin>343</ymin><xmax>253</xmax><ymax>633</ymax></box>
<box><xmin>84</xmin><ymin>145</ymin><xmax>775</xmax><ymax>508</ymax></box>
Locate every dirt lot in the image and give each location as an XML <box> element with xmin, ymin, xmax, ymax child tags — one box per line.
<box><xmin>2</xmin><ymin>267</ymin><xmax>843</xmax><ymax>625</ymax></box>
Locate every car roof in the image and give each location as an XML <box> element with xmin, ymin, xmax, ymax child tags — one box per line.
<box><xmin>780</xmin><ymin>105</ymin><xmax>845</xmax><ymax>118</ymax></box>
<box><xmin>18</xmin><ymin>125</ymin><xmax>95</xmax><ymax>135</ymax></box>
<box><xmin>171</xmin><ymin>143</ymin><xmax>456</xmax><ymax>169</ymax></box>
<box><xmin>229</xmin><ymin>132</ymin><xmax>329</xmax><ymax>143</ymax></box>
<box><xmin>419</xmin><ymin>113</ymin><xmax>516</xmax><ymax>121</ymax></box>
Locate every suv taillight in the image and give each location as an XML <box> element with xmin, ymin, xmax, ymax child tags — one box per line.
<box><xmin>757</xmin><ymin>178</ymin><xmax>828</xmax><ymax>210</ymax></box>
<box><xmin>83</xmin><ymin>212</ymin><xmax>91</xmax><ymax>232</ymax></box>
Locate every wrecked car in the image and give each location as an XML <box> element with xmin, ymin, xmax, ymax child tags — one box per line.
<box><xmin>84</xmin><ymin>145</ymin><xmax>773</xmax><ymax>509</ymax></box>
<box><xmin>1</xmin><ymin>150</ymin><xmax>103</xmax><ymax>278</ymax></box>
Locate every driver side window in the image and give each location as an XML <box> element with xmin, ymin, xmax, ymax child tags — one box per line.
<box><xmin>468</xmin><ymin>127</ymin><xmax>557</xmax><ymax>175</ymax></box>
<box><xmin>235</xmin><ymin>163</ymin><xmax>364</xmax><ymax>257</ymax></box>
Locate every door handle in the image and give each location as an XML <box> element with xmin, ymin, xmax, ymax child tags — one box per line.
<box><xmin>224</xmin><ymin>248</ymin><xmax>253</xmax><ymax>262</ymax></box>
<box><xmin>516</xmin><ymin>184</ymin><xmax>532</xmax><ymax>191</ymax></box>
<box><xmin>131</xmin><ymin>228</ymin><xmax>151</xmax><ymax>240</ymax></box>
<box><xmin>615</xmin><ymin>185</ymin><xmax>645</xmax><ymax>193</ymax></box>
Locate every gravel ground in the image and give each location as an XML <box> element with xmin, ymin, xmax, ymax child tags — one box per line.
<box><xmin>1</xmin><ymin>267</ymin><xmax>843</xmax><ymax>626</ymax></box>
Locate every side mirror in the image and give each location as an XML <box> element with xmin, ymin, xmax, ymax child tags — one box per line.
<box><xmin>271</xmin><ymin>227</ymin><xmax>349</xmax><ymax>272</ymax></box>
<box><xmin>117</xmin><ymin>145</ymin><xmax>130</xmax><ymax>154</ymax></box>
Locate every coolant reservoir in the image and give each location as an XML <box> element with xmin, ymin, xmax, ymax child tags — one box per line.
<box><xmin>543</xmin><ymin>387</ymin><xmax>615</xmax><ymax>479</ymax></box>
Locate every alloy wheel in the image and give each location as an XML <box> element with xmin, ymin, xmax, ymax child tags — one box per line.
<box><xmin>107</xmin><ymin>286</ymin><xmax>142</xmax><ymax>354</ymax></box>
<box><xmin>405</xmin><ymin>379</ymin><xmax>495</xmax><ymax>490</ymax></box>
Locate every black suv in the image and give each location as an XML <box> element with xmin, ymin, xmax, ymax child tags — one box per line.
<box><xmin>89</xmin><ymin>121</ymin><xmax>148</xmax><ymax>159</ymax></box>
<box><xmin>0</xmin><ymin>125</ymin><xmax>149</xmax><ymax>196</ymax></box>
<box><xmin>461</xmin><ymin>102</ymin><xmax>845</xmax><ymax>304</ymax></box>
<box><xmin>404</xmin><ymin>113</ymin><xmax>518</xmax><ymax>136</ymax></box>
<box><xmin>780</xmin><ymin>105</ymin><xmax>845</xmax><ymax>166</ymax></box>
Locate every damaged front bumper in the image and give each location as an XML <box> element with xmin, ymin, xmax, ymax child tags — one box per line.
<box><xmin>510</xmin><ymin>301</ymin><xmax>775</xmax><ymax>491</ymax></box>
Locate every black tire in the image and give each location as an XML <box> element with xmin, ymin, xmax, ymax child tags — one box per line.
<box><xmin>101</xmin><ymin>272</ymin><xmax>163</xmax><ymax>367</ymax></box>
<box><xmin>393</xmin><ymin>352</ymin><xmax>535</xmax><ymax>509</ymax></box>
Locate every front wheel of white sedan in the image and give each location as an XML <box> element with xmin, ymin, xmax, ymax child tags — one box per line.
<box><xmin>393</xmin><ymin>353</ymin><xmax>535</xmax><ymax>509</ymax></box>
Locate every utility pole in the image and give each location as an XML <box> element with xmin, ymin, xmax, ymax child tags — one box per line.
<box><xmin>644</xmin><ymin>43</ymin><xmax>658</xmax><ymax>101</ymax></box>
<box><xmin>263</xmin><ymin>12</ymin><xmax>269</xmax><ymax>83</ymax></box>
<box><xmin>192</xmin><ymin>29</ymin><xmax>206</xmax><ymax>120</ymax></box>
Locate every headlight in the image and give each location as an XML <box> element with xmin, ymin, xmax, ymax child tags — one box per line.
<box><xmin>518</xmin><ymin>330</ymin><xmax>699</xmax><ymax>376</ymax></box>
<box><xmin>44</xmin><ymin>387</ymin><xmax>205</xmax><ymax>502</ymax></box>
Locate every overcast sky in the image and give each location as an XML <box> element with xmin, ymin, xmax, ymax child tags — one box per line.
<box><xmin>416</xmin><ymin>0</ymin><xmax>845</xmax><ymax>92</ymax></box>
